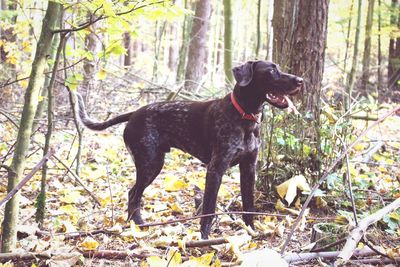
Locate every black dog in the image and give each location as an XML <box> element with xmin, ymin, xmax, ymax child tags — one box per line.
<box><xmin>75</xmin><ymin>60</ymin><xmax>303</xmax><ymax>239</ymax></box>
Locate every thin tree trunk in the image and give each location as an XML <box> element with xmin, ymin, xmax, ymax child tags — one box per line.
<box><xmin>1</xmin><ymin>1</ymin><xmax>61</xmax><ymax>253</ymax></box>
<box><xmin>343</xmin><ymin>0</ymin><xmax>355</xmax><ymax>72</ymax></box>
<box><xmin>124</xmin><ymin>32</ymin><xmax>133</xmax><ymax>66</ymax></box>
<box><xmin>176</xmin><ymin>0</ymin><xmax>191</xmax><ymax>82</ymax></box>
<box><xmin>360</xmin><ymin>0</ymin><xmax>376</xmax><ymax>94</ymax></box>
<box><xmin>265</xmin><ymin>0</ymin><xmax>273</xmax><ymax>61</ymax></box>
<box><xmin>168</xmin><ymin>23</ymin><xmax>178</xmax><ymax>72</ymax></box>
<box><xmin>223</xmin><ymin>0</ymin><xmax>233</xmax><ymax>85</ymax></box>
<box><xmin>346</xmin><ymin>0</ymin><xmax>362</xmax><ymax>110</ymax></box>
<box><xmin>36</xmin><ymin>33</ymin><xmax>65</xmax><ymax>225</ymax></box>
<box><xmin>184</xmin><ymin>0</ymin><xmax>211</xmax><ymax>92</ymax></box>
<box><xmin>255</xmin><ymin>0</ymin><xmax>262</xmax><ymax>58</ymax></box>
<box><xmin>377</xmin><ymin>0</ymin><xmax>382</xmax><ymax>95</ymax></box>
<box><xmin>388</xmin><ymin>0</ymin><xmax>400</xmax><ymax>98</ymax></box>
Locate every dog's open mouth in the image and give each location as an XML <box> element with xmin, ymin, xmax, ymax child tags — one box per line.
<box><xmin>266</xmin><ymin>87</ymin><xmax>300</xmax><ymax>114</ymax></box>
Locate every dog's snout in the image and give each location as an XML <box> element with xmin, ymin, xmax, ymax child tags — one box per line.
<box><xmin>295</xmin><ymin>77</ymin><xmax>303</xmax><ymax>86</ymax></box>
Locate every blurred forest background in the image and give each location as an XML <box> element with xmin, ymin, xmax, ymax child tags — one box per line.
<box><xmin>0</xmin><ymin>0</ymin><xmax>399</xmax><ymax>265</ymax></box>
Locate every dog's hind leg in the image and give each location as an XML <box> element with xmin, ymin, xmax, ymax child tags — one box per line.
<box><xmin>127</xmin><ymin>147</ymin><xmax>165</xmax><ymax>225</ymax></box>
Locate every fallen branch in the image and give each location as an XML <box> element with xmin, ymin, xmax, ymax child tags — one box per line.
<box><xmin>0</xmin><ymin>148</ymin><xmax>55</xmax><ymax>207</ymax></box>
<box><xmin>280</xmin><ymin>106</ymin><xmax>400</xmax><ymax>254</ymax></box>
<box><xmin>0</xmin><ymin>250</ymin><xmax>150</xmax><ymax>263</ymax></box>
<box><xmin>335</xmin><ymin>197</ymin><xmax>400</xmax><ymax>264</ymax></box>
<box><xmin>284</xmin><ymin>247</ymin><xmax>375</xmax><ymax>263</ymax></box>
<box><xmin>183</xmin><ymin>237</ymin><xmax>227</xmax><ymax>248</ymax></box>
<box><xmin>349</xmin><ymin>257</ymin><xmax>399</xmax><ymax>265</ymax></box>
<box><xmin>81</xmin><ymin>250</ymin><xmax>149</xmax><ymax>259</ymax></box>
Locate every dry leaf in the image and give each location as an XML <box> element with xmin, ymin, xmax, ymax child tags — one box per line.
<box><xmin>276</xmin><ymin>175</ymin><xmax>310</xmax><ymax>206</ymax></box>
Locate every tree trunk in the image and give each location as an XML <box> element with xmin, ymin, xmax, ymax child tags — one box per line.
<box><xmin>265</xmin><ymin>0</ymin><xmax>273</xmax><ymax>61</ymax></box>
<box><xmin>343</xmin><ymin>0</ymin><xmax>355</xmax><ymax>72</ymax></box>
<box><xmin>82</xmin><ymin>22</ymin><xmax>98</xmax><ymax>101</ymax></box>
<box><xmin>255</xmin><ymin>0</ymin><xmax>262</xmax><ymax>58</ymax></box>
<box><xmin>36</xmin><ymin>33</ymin><xmax>65</xmax><ymax>225</ymax></box>
<box><xmin>377</xmin><ymin>0</ymin><xmax>383</xmax><ymax>94</ymax></box>
<box><xmin>388</xmin><ymin>0</ymin><xmax>400</xmax><ymax>99</ymax></box>
<box><xmin>124</xmin><ymin>32</ymin><xmax>133</xmax><ymax>66</ymax></box>
<box><xmin>176</xmin><ymin>0</ymin><xmax>191</xmax><ymax>82</ymax></box>
<box><xmin>184</xmin><ymin>0</ymin><xmax>212</xmax><ymax>92</ymax></box>
<box><xmin>168</xmin><ymin>23</ymin><xmax>179</xmax><ymax>72</ymax></box>
<box><xmin>360</xmin><ymin>0</ymin><xmax>375</xmax><ymax>94</ymax></box>
<box><xmin>270</xmin><ymin>0</ymin><xmax>329</xmax><ymax>176</ymax></box>
<box><xmin>346</xmin><ymin>0</ymin><xmax>362</xmax><ymax>110</ymax></box>
<box><xmin>223</xmin><ymin>0</ymin><xmax>233</xmax><ymax>85</ymax></box>
<box><xmin>1</xmin><ymin>1</ymin><xmax>61</xmax><ymax>253</ymax></box>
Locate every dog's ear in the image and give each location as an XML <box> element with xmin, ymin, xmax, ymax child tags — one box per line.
<box><xmin>232</xmin><ymin>61</ymin><xmax>256</xmax><ymax>87</ymax></box>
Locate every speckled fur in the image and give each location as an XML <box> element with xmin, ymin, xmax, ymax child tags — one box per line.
<box><xmin>75</xmin><ymin>60</ymin><xmax>303</xmax><ymax>239</ymax></box>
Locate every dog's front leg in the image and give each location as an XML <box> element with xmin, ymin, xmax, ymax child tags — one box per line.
<box><xmin>239</xmin><ymin>152</ymin><xmax>257</xmax><ymax>228</ymax></box>
<box><xmin>200</xmin><ymin>155</ymin><xmax>232</xmax><ymax>239</ymax></box>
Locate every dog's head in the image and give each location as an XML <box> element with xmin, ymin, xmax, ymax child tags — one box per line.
<box><xmin>232</xmin><ymin>60</ymin><xmax>303</xmax><ymax>109</ymax></box>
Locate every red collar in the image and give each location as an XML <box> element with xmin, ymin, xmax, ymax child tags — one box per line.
<box><xmin>230</xmin><ymin>92</ymin><xmax>261</xmax><ymax>123</ymax></box>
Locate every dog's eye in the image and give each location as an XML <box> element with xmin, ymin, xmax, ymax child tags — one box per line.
<box><xmin>270</xmin><ymin>69</ymin><xmax>276</xmax><ymax>74</ymax></box>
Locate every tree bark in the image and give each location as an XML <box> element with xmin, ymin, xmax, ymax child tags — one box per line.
<box><xmin>360</xmin><ymin>0</ymin><xmax>376</xmax><ymax>94</ymax></box>
<box><xmin>255</xmin><ymin>0</ymin><xmax>262</xmax><ymax>58</ymax></box>
<box><xmin>124</xmin><ymin>32</ymin><xmax>133</xmax><ymax>66</ymax></box>
<box><xmin>377</xmin><ymin>0</ymin><xmax>383</xmax><ymax>94</ymax></box>
<box><xmin>82</xmin><ymin>21</ymin><xmax>98</xmax><ymax>101</ymax></box>
<box><xmin>223</xmin><ymin>0</ymin><xmax>233</xmax><ymax>84</ymax></box>
<box><xmin>36</xmin><ymin>33</ymin><xmax>65</xmax><ymax>225</ymax></box>
<box><xmin>346</xmin><ymin>0</ymin><xmax>362</xmax><ymax>110</ymax></box>
<box><xmin>184</xmin><ymin>0</ymin><xmax>211</xmax><ymax>92</ymax></box>
<box><xmin>388</xmin><ymin>0</ymin><xmax>400</xmax><ymax>98</ymax></box>
<box><xmin>1</xmin><ymin>1</ymin><xmax>61</xmax><ymax>253</ymax></box>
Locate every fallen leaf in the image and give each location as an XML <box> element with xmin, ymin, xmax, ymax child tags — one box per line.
<box><xmin>276</xmin><ymin>175</ymin><xmax>311</xmax><ymax>206</ymax></box>
<box><xmin>164</xmin><ymin>175</ymin><xmax>188</xmax><ymax>191</ymax></box>
<box><xmin>78</xmin><ymin>236</ymin><xmax>99</xmax><ymax>251</ymax></box>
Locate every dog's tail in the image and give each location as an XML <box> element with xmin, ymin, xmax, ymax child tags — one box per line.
<box><xmin>74</xmin><ymin>92</ymin><xmax>133</xmax><ymax>131</ymax></box>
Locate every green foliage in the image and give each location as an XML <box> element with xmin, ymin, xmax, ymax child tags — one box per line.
<box><xmin>383</xmin><ymin>210</ymin><xmax>400</xmax><ymax>235</ymax></box>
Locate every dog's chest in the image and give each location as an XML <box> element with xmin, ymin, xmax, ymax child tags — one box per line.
<box><xmin>241</xmin><ymin>125</ymin><xmax>261</xmax><ymax>153</ymax></box>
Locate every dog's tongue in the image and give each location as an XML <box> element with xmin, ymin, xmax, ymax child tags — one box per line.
<box><xmin>284</xmin><ymin>95</ymin><xmax>299</xmax><ymax>115</ymax></box>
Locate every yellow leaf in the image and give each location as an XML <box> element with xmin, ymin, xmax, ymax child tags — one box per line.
<box><xmin>6</xmin><ymin>55</ymin><xmax>17</xmax><ymax>65</ymax></box>
<box><xmin>164</xmin><ymin>175</ymin><xmax>188</xmax><ymax>192</ymax></box>
<box><xmin>212</xmin><ymin>258</ymin><xmax>221</xmax><ymax>267</ymax></box>
<box><xmin>78</xmin><ymin>236</ymin><xmax>99</xmax><ymax>251</ymax></box>
<box><xmin>59</xmin><ymin>204</ymin><xmax>79</xmax><ymax>216</ymax></box>
<box><xmin>167</xmin><ymin>249</ymin><xmax>182</xmax><ymax>267</ymax></box>
<box><xmin>60</xmin><ymin>190</ymin><xmax>81</xmax><ymax>204</ymax></box>
<box><xmin>96</xmin><ymin>68</ymin><xmax>107</xmax><ymax>80</ymax></box>
<box><xmin>18</xmin><ymin>79</ymin><xmax>29</xmax><ymax>88</ymax></box>
<box><xmin>316</xmin><ymin>196</ymin><xmax>327</xmax><ymax>208</ymax></box>
<box><xmin>146</xmin><ymin>256</ymin><xmax>167</xmax><ymax>267</ymax></box>
<box><xmin>377</xmin><ymin>166</ymin><xmax>388</xmax><ymax>173</ymax></box>
<box><xmin>275</xmin><ymin>199</ymin><xmax>286</xmax><ymax>212</ymax></box>
<box><xmin>189</xmin><ymin>252</ymin><xmax>214</xmax><ymax>266</ymax></box>
<box><xmin>22</xmin><ymin>40</ymin><xmax>31</xmax><ymax>52</ymax></box>
<box><xmin>171</xmin><ymin>202</ymin><xmax>184</xmax><ymax>214</ymax></box>
<box><xmin>353</xmin><ymin>143</ymin><xmax>367</xmax><ymax>151</ymax></box>
<box><xmin>276</xmin><ymin>175</ymin><xmax>310</xmax><ymax>206</ymax></box>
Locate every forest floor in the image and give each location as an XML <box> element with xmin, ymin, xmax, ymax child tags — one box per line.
<box><xmin>0</xmin><ymin>106</ymin><xmax>399</xmax><ymax>266</ymax></box>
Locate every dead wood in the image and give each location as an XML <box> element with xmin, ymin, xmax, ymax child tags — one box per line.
<box><xmin>284</xmin><ymin>247</ymin><xmax>375</xmax><ymax>263</ymax></box>
<box><xmin>336</xmin><ymin>197</ymin><xmax>400</xmax><ymax>264</ymax></box>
